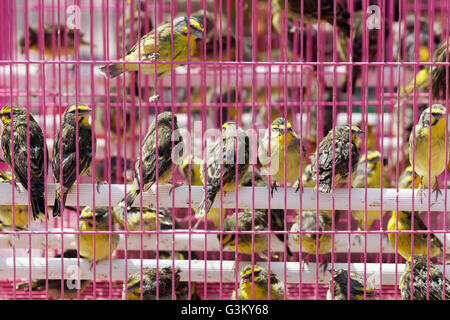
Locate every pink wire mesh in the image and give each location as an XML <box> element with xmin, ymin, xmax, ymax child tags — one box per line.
<box><xmin>0</xmin><ymin>0</ymin><xmax>448</xmax><ymax>300</ymax></box>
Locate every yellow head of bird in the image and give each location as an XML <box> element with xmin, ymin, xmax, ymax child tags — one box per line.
<box><xmin>0</xmin><ymin>105</ymin><xmax>27</xmax><ymax>124</ymax></box>
<box><xmin>418</xmin><ymin>104</ymin><xmax>447</xmax><ymax>127</ymax></box>
<box><xmin>179</xmin><ymin>17</ymin><xmax>204</xmax><ymax>40</ymax></box>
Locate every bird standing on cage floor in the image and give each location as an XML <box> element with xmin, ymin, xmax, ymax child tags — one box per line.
<box><xmin>258</xmin><ymin>117</ymin><xmax>305</xmax><ymax>197</ymax></box>
<box><xmin>387</xmin><ymin>210</ymin><xmax>449</xmax><ymax>263</ymax></box>
<box><xmin>119</xmin><ymin>112</ymin><xmax>183</xmax><ymax>210</ymax></box>
<box><xmin>123</xmin><ymin>266</ymin><xmax>186</xmax><ymax>300</ymax></box>
<box><xmin>231</xmin><ymin>264</ymin><xmax>287</xmax><ymax>300</ymax></box>
<box><xmin>274</xmin><ymin>0</ymin><xmax>351</xmax><ymax>38</ymax></box>
<box><xmin>351</xmin><ymin>151</ymin><xmax>389</xmax><ymax>241</ymax></box>
<box><xmin>326</xmin><ymin>269</ymin><xmax>377</xmax><ymax>300</ymax></box>
<box><xmin>98</xmin><ymin>15</ymin><xmax>205</xmax><ymax>104</ymax></box>
<box><xmin>399</xmin><ymin>255</ymin><xmax>450</xmax><ymax>300</ymax></box>
<box><xmin>195</xmin><ymin>122</ymin><xmax>250</xmax><ymax>227</ymax></box>
<box><xmin>0</xmin><ymin>105</ymin><xmax>48</xmax><ymax>221</ymax></box>
<box><xmin>16</xmin><ymin>249</ymin><xmax>91</xmax><ymax>299</ymax></box>
<box><xmin>310</xmin><ymin>124</ymin><xmax>364</xmax><ymax>193</ymax></box>
<box><xmin>290</xmin><ymin>210</ymin><xmax>335</xmax><ymax>273</ymax></box>
<box><xmin>77</xmin><ymin>206</ymin><xmax>119</xmax><ymax>270</ymax></box>
<box><xmin>19</xmin><ymin>24</ymin><xmax>90</xmax><ymax>58</ymax></box>
<box><xmin>219</xmin><ymin>209</ymin><xmax>293</xmax><ymax>261</ymax></box>
<box><xmin>52</xmin><ymin>104</ymin><xmax>97</xmax><ymax>217</ymax></box>
<box><xmin>409</xmin><ymin>104</ymin><xmax>449</xmax><ymax>201</ymax></box>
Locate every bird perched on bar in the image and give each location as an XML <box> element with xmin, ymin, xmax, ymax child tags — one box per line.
<box><xmin>240</xmin><ymin>167</ymin><xmax>268</xmax><ymax>188</ymax></box>
<box><xmin>290</xmin><ymin>210</ymin><xmax>334</xmax><ymax>271</ymax></box>
<box><xmin>77</xmin><ymin>206</ymin><xmax>120</xmax><ymax>264</ymax></box>
<box><xmin>122</xmin><ymin>266</ymin><xmax>183</xmax><ymax>300</ymax></box>
<box><xmin>258</xmin><ymin>117</ymin><xmax>305</xmax><ymax>196</ymax></box>
<box><xmin>231</xmin><ymin>264</ymin><xmax>286</xmax><ymax>300</ymax></box>
<box><xmin>310</xmin><ymin>124</ymin><xmax>364</xmax><ymax>193</ymax></box>
<box><xmin>0</xmin><ymin>170</ymin><xmax>29</xmax><ymax>230</ymax></box>
<box><xmin>219</xmin><ymin>208</ymin><xmax>293</xmax><ymax>259</ymax></box>
<box><xmin>120</xmin><ymin>112</ymin><xmax>183</xmax><ymax>210</ymax></box>
<box><xmin>399</xmin><ymin>255</ymin><xmax>450</xmax><ymax>300</ymax></box>
<box><xmin>326</xmin><ymin>269</ymin><xmax>377</xmax><ymax>300</ymax></box>
<box><xmin>112</xmin><ymin>205</ymin><xmax>176</xmax><ymax>231</ymax></box>
<box><xmin>274</xmin><ymin>0</ymin><xmax>351</xmax><ymax>38</ymax></box>
<box><xmin>95</xmin><ymin>155</ymin><xmax>134</xmax><ymax>185</ymax></box>
<box><xmin>351</xmin><ymin>151</ymin><xmax>390</xmax><ymax>231</ymax></box>
<box><xmin>52</xmin><ymin>104</ymin><xmax>96</xmax><ymax>217</ymax></box>
<box><xmin>0</xmin><ymin>105</ymin><xmax>48</xmax><ymax>221</ymax></box>
<box><xmin>292</xmin><ymin>163</ymin><xmax>315</xmax><ymax>190</ymax></box>
<box><xmin>387</xmin><ymin>210</ymin><xmax>447</xmax><ymax>262</ymax></box>
<box><xmin>354</xmin><ymin>122</ymin><xmax>376</xmax><ymax>153</ymax></box>
<box><xmin>196</xmin><ymin>122</ymin><xmax>250</xmax><ymax>222</ymax></box>
<box><xmin>409</xmin><ymin>104</ymin><xmax>449</xmax><ymax>200</ymax></box>
<box><xmin>19</xmin><ymin>24</ymin><xmax>90</xmax><ymax>58</ymax></box>
<box><xmin>16</xmin><ymin>249</ymin><xmax>91</xmax><ymax>299</ymax></box>
<box><xmin>99</xmin><ymin>15</ymin><xmax>204</xmax><ymax>102</ymax></box>
<box><xmin>337</xmin><ymin>10</ymin><xmax>389</xmax><ymax>94</ymax></box>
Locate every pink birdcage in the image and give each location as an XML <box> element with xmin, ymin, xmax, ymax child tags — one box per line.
<box><xmin>0</xmin><ymin>0</ymin><xmax>448</xmax><ymax>301</ymax></box>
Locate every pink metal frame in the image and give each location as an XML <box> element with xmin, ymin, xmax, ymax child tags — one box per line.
<box><xmin>0</xmin><ymin>0</ymin><xmax>448</xmax><ymax>300</ymax></box>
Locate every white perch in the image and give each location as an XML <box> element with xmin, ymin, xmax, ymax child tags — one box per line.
<box><xmin>0</xmin><ymin>184</ymin><xmax>449</xmax><ymax>212</ymax></box>
<box><xmin>4</xmin><ymin>258</ymin><xmax>449</xmax><ymax>285</ymax></box>
<box><xmin>2</xmin><ymin>229</ymin><xmax>449</xmax><ymax>254</ymax></box>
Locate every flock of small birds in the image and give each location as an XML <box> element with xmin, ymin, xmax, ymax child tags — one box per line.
<box><xmin>2</xmin><ymin>0</ymin><xmax>450</xmax><ymax>300</ymax></box>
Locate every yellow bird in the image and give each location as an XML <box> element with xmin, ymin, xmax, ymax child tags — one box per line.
<box><xmin>77</xmin><ymin>206</ymin><xmax>120</xmax><ymax>264</ymax></box>
<box><xmin>112</xmin><ymin>205</ymin><xmax>175</xmax><ymax>231</ymax></box>
<box><xmin>397</xmin><ymin>166</ymin><xmax>421</xmax><ymax>189</ymax></box>
<box><xmin>409</xmin><ymin>104</ymin><xmax>449</xmax><ymax>199</ymax></box>
<box><xmin>387</xmin><ymin>210</ymin><xmax>447</xmax><ymax>262</ymax></box>
<box><xmin>0</xmin><ymin>170</ymin><xmax>29</xmax><ymax>230</ymax></box>
<box><xmin>351</xmin><ymin>151</ymin><xmax>390</xmax><ymax>231</ymax></box>
<box><xmin>231</xmin><ymin>264</ymin><xmax>286</xmax><ymax>300</ymax></box>
<box><xmin>258</xmin><ymin>117</ymin><xmax>305</xmax><ymax>195</ymax></box>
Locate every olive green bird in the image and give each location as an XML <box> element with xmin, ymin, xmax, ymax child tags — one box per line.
<box><xmin>196</xmin><ymin>122</ymin><xmax>250</xmax><ymax>221</ymax></box>
<box><xmin>274</xmin><ymin>0</ymin><xmax>350</xmax><ymax>38</ymax></box>
<box><xmin>16</xmin><ymin>249</ymin><xmax>91</xmax><ymax>299</ymax></box>
<box><xmin>0</xmin><ymin>105</ymin><xmax>48</xmax><ymax>221</ymax></box>
<box><xmin>387</xmin><ymin>210</ymin><xmax>448</xmax><ymax>262</ymax></box>
<box><xmin>122</xmin><ymin>266</ymin><xmax>183</xmax><ymax>300</ymax></box>
<box><xmin>399</xmin><ymin>255</ymin><xmax>450</xmax><ymax>300</ymax></box>
<box><xmin>258</xmin><ymin>117</ymin><xmax>305</xmax><ymax>195</ymax></box>
<box><xmin>99</xmin><ymin>16</ymin><xmax>204</xmax><ymax>79</ymax></box>
<box><xmin>351</xmin><ymin>151</ymin><xmax>390</xmax><ymax>231</ymax></box>
<box><xmin>310</xmin><ymin>125</ymin><xmax>364</xmax><ymax>193</ymax></box>
<box><xmin>291</xmin><ymin>210</ymin><xmax>334</xmax><ymax>271</ymax></box>
<box><xmin>120</xmin><ymin>112</ymin><xmax>183</xmax><ymax>209</ymax></box>
<box><xmin>326</xmin><ymin>269</ymin><xmax>377</xmax><ymax>300</ymax></box>
<box><xmin>77</xmin><ymin>206</ymin><xmax>120</xmax><ymax>264</ymax></box>
<box><xmin>240</xmin><ymin>167</ymin><xmax>268</xmax><ymax>188</ymax></box>
<box><xmin>220</xmin><ymin>209</ymin><xmax>293</xmax><ymax>259</ymax></box>
<box><xmin>52</xmin><ymin>104</ymin><xmax>95</xmax><ymax>217</ymax></box>
<box><xmin>232</xmin><ymin>264</ymin><xmax>286</xmax><ymax>300</ymax></box>
<box><xmin>409</xmin><ymin>104</ymin><xmax>449</xmax><ymax>200</ymax></box>
<box><xmin>112</xmin><ymin>205</ymin><xmax>177</xmax><ymax>231</ymax></box>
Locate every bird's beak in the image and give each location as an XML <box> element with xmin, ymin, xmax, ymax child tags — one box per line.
<box><xmin>192</xmin><ymin>28</ymin><xmax>204</xmax><ymax>40</ymax></box>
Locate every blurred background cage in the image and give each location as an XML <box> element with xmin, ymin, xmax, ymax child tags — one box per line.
<box><xmin>0</xmin><ymin>0</ymin><xmax>449</xmax><ymax>300</ymax></box>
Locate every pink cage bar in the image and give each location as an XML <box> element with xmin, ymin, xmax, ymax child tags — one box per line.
<box><xmin>0</xmin><ymin>0</ymin><xmax>448</xmax><ymax>301</ymax></box>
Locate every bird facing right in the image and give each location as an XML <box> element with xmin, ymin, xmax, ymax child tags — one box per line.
<box><xmin>399</xmin><ymin>255</ymin><xmax>450</xmax><ymax>300</ymax></box>
<box><xmin>52</xmin><ymin>104</ymin><xmax>95</xmax><ymax>217</ymax></box>
<box><xmin>120</xmin><ymin>112</ymin><xmax>183</xmax><ymax>209</ymax></box>
<box><xmin>310</xmin><ymin>124</ymin><xmax>364</xmax><ymax>193</ymax></box>
<box><xmin>409</xmin><ymin>104</ymin><xmax>449</xmax><ymax>199</ymax></box>
<box><xmin>231</xmin><ymin>264</ymin><xmax>286</xmax><ymax>300</ymax></box>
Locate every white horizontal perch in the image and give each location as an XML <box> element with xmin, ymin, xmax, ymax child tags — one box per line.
<box><xmin>5</xmin><ymin>258</ymin><xmax>448</xmax><ymax>285</ymax></box>
<box><xmin>3</xmin><ymin>230</ymin><xmax>450</xmax><ymax>254</ymax></box>
<box><xmin>0</xmin><ymin>184</ymin><xmax>450</xmax><ymax>211</ymax></box>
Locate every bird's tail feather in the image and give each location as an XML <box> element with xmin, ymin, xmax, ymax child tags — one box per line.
<box><xmin>120</xmin><ymin>185</ymin><xmax>139</xmax><ymax>210</ymax></box>
<box><xmin>195</xmin><ymin>186</ymin><xmax>218</xmax><ymax>219</ymax></box>
<box><xmin>99</xmin><ymin>63</ymin><xmax>124</xmax><ymax>79</ymax></box>
<box><xmin>31</xmin><ymin>194</ymin><xmax>46</xmax><ymax>220</ymax></box>
<box><xmin>52</xmin><ymin>191</ymin><xmax>67</xmax><ymax>217</ymax></box>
